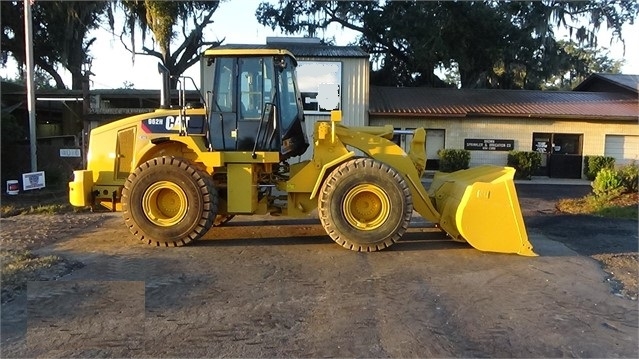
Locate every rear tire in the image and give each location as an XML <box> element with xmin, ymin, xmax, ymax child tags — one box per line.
<box><xmin>318</xmin><ymin>158</ymin><xmax>413</xmax><ymax>252</ymax></box>
<box><xmin>213</xmin><ymin>214</ymin><xmax>235</xmax><ymax>227</ymax></box>
<box><xmin>122</xmin><ymin>156</ymin><xmax>217</xmax><ymax>246</ymax></box>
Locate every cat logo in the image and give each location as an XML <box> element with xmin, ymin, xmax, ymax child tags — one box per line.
<box><xmin>165</xmin><ymin>115</ymin><xmax>190</xmax><ymax>131</ymax></box>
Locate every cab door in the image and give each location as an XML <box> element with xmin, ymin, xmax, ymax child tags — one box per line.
<box><xmin>237</xmin><ymin>57</ymin><xmax>278</xmax><ymax>151</ymax></box>
<box><xmin>236</xmin><ymin>57</ymin><xmax>262</xmax><ymax>151</ymax></box>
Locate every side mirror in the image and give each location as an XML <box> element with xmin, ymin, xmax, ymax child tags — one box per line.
<box><xmin>273</xmin><ymin>56</ymin><xmax>287</xmax><ymax>71</ymax></box>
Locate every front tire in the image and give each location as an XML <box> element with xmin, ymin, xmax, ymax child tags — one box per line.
<box><xmin>122</xmin><ymin>156</ymin><xmax>217</xmax><ymax>246</ymax></box>
<box><xmin>318</xmin><ymin>158</ymin><xmax>413</xmax><ymax>252</ymax></box>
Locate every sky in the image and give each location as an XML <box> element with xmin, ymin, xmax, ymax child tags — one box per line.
<box><xmin>2</xmin><ymin>0</ymin><xmax>638</xmax><ymax>90</ymax></box>
<box><xmin>73</xmin><ymin>0</ymin><xmax>359</xmax><ymax>90</ymax></box>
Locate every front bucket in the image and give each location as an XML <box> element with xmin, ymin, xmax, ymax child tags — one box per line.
<box><xmin>429</xmin><ymin>165</ymin><xmax>536</xmax><ymax>256</ymax></box>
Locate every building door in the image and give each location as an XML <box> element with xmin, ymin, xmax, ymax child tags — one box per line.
<box><xmin>533</xmin><ymin>133</ymin><xmax>583</xmax><ymax>178</ymax></box>
<box><xmin>549</xmin><ymin>133</ymin><xmax>583</xmax><ymax>179</ymax></box>
<box><xmin>532</xmin><ymin>133</ymin><xmax>551</xmax><ymax>176</ymax></box>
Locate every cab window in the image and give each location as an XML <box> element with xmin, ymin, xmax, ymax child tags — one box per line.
<box><xmin>213</xmin><ymin>57</ymin><xmax>235</xmax><ymax>112</ymax></box>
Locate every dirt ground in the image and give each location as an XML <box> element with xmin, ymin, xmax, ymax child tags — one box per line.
<box><xmin>516</xmin><ymin>184</ymin><xmax>638</xmax><ymax>302</ymax></box>
<box><xmin>0</xmin><ymin>184</ymin><xmax>637</xmax><ymax>358</ymax></box>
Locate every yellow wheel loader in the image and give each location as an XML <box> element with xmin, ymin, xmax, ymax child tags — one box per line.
<box><xmin>69</xmin><ymin>47</ymin><xmax>536</xmax><ymax>256</ymax></box>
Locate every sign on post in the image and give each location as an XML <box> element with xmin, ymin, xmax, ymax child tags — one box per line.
<box><xmin>22</xmin><ymin>171</ymin><xmax>46</xmax><ymax>191</ymax></box>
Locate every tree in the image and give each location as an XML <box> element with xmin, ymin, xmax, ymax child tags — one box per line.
<box><xmin>120</xmin><ymin>80</ymin><xmax>136</xmax><ymax>89</ymax></box>
<box><xmin>1</xmin><ymin>1</ymin><xmax>112</xmax><ymax>90</ymax></box>
<box><xmin>256</xmin><ymin>0</ymin><xmax>637</xmax><ymax>89</ymax></box>
<box><xmin>2</xmin><ymin>69</ymin><xmax>57</xmax><ymax>90</ymax></box>
<box><xmin>118</xmin><ymin>0</ymin><xmax>222</xmax><ymax>88</ymax></box>
<box><xmin>541</xmin><ymin>40</ymin><xmax>624</xmax><ymax>90</ymax></box>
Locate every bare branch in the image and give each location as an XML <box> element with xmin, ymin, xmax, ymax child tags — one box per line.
<box><xmin>119</xmin><ymin>33</ymin><xmax>148</xmax><ymax>60</ymax></box>
<box><xmin>171</xmin><ymin>9</ymin><xmax>216</xmax><ymax>63</ymax></box>
<box><xmin>142</xmin><ymin>46</ymin><xmax>164</xmax><ymax>61</ymax></box>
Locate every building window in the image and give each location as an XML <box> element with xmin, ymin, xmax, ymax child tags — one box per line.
<box><xmin>297</xmin><ymin>61</ymin><xmax>342</xmax><ymax>114</ymax></box>
<box><xmin>552</xmin><ymin>133</ymin><xmax>582</xmax><ymax>155</ymax></box>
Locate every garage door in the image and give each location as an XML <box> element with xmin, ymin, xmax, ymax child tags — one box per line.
<box><xmin>605</xmin><ymin>135</ymin><xmax>639</xmax><ymax>165</ymax></box>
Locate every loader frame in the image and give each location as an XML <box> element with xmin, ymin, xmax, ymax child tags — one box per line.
<box><xmin>69</xmin><ymin>47</ymin><xmax>536</xmax><ymax>255</ymax></box>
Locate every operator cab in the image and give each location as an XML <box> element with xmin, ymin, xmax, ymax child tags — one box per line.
<box><xmin>203</xmin><ymin>47</ymin><xmax>309</xmax><ymax>160</ymax></box>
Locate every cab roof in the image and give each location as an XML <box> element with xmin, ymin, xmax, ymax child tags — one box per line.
<box><xmin>202</xmin><ymin>46</ymin><xmax>297</xmax><ymax>65</ymax></box>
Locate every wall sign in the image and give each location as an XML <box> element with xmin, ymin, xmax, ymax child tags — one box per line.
<box><xmin>60</xmin><ymin>148</ymin><xmax>82</xmax><ymax>158</ymax></box>
<box><xmin>464</xmin><ymin>139</ymin><xmax>514</xmax><ymax>151</ymax></box>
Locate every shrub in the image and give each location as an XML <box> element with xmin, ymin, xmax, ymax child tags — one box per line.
<box><xmin>507</xmin><ymin>151</ymin><xmax>542</xmax><ymax>180</ymax></box>
<box><xmin>618</xmin><ymin>162</ymin><xmax>638</xmax><ymax>193</ymax></box>
<box><xmin>437</xmin><ymin>149</ymin><xmax>470</xmax><ymax>172</ymax></box>
<box><xmin>592</xmin><ymin>168</ymin><xmax>624</xmax><ymax>198</ymax></box>
<box><xmin>583</xmin><ymin>155</ymin><xmax>615</xmax><ymax>180</ymax></box>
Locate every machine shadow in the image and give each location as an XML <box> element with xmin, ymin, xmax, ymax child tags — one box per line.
<box><xmin>197</xmin><ymin>221</ymin><xmax>466</xmax><ymax>252</ymax></box>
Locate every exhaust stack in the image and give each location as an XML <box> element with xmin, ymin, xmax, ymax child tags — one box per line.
<box><xmin>158</xmin><ymin>63</ymin><xmax>170</xmax><ymax>109</ymax></box>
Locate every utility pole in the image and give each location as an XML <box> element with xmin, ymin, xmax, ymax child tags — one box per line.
<box><xmin>24</xmin><ymin>0</ymin><xmax>37</xmax><ymax>172</ymax></box>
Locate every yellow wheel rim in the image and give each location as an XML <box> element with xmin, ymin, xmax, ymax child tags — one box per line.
<box><xmin>343</xmin><ymin>184</ymin><xmax>390</xmax><ymax>231</ymax></box>
<box><xmin>142</xmin><ymin>181</ymin><xmax>188</xmax><ymax>227</ymax></box>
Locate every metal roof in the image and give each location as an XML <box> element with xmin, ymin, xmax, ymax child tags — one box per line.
<box><xmin>273</xmin><ymin>43</ymin><xmax>369</xmax><ymax>58</ymax></box>
<box><xmin>574</xmin><ymin>73</ymin><xmax>639</xmax><ymax>94</ymax></box>
<box><xmin>369</xmin><ymin>87</ymin><xmax>639</xmax><ymax>120</ymax></box>
<box><xmin>213</xmin><ymin>43</ymin><xmax>369</xmax><ymax>59</ymax></box>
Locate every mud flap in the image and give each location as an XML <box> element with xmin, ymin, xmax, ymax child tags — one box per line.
<box><xmin>429</xmin><ymin>165</ymin><xmax>537</xmax><ymax>256</ymax></box>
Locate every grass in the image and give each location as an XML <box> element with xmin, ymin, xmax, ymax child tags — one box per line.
<box><xmin>0</xmin><ymin>189</ymin><xmax>85</xmax><ymax>302</ymax></box>
<box><xmin>0</xmin><ymin>186</ymin><xmax>79</xmax><ymax>218</ymax></box>
<box><xmin>1</xmin><ymin>250</ymin><xmax>62</xmax><ymax>283</ymax></box>
<box><xmin>0</xmin><ymin>249</ymin><xmax>65</xmax><ymax>303</ymax></box>
<box><xmin>0</xmin><ymin>187</ymin><xmax>92</xmax><ymax>302</ymax></box>
<box><xmin>0</xmin><ymin>203</ymin><xmax>74</xmax><ymax>217</ymax></box>
<box><xmin>557</xmin><ymin>192</ymin><xmax>638</xmax><ymax>220</ymax></box>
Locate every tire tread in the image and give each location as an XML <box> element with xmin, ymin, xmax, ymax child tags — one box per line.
<box><xmin>318</xmin><ymin>158</ymin><xmax>413</xmax><ymax>252</ymax></box>
<box><xmin>121</xmin><ymin>156</ymin><xmax>217</xmax><ymax>247</ymax></box>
